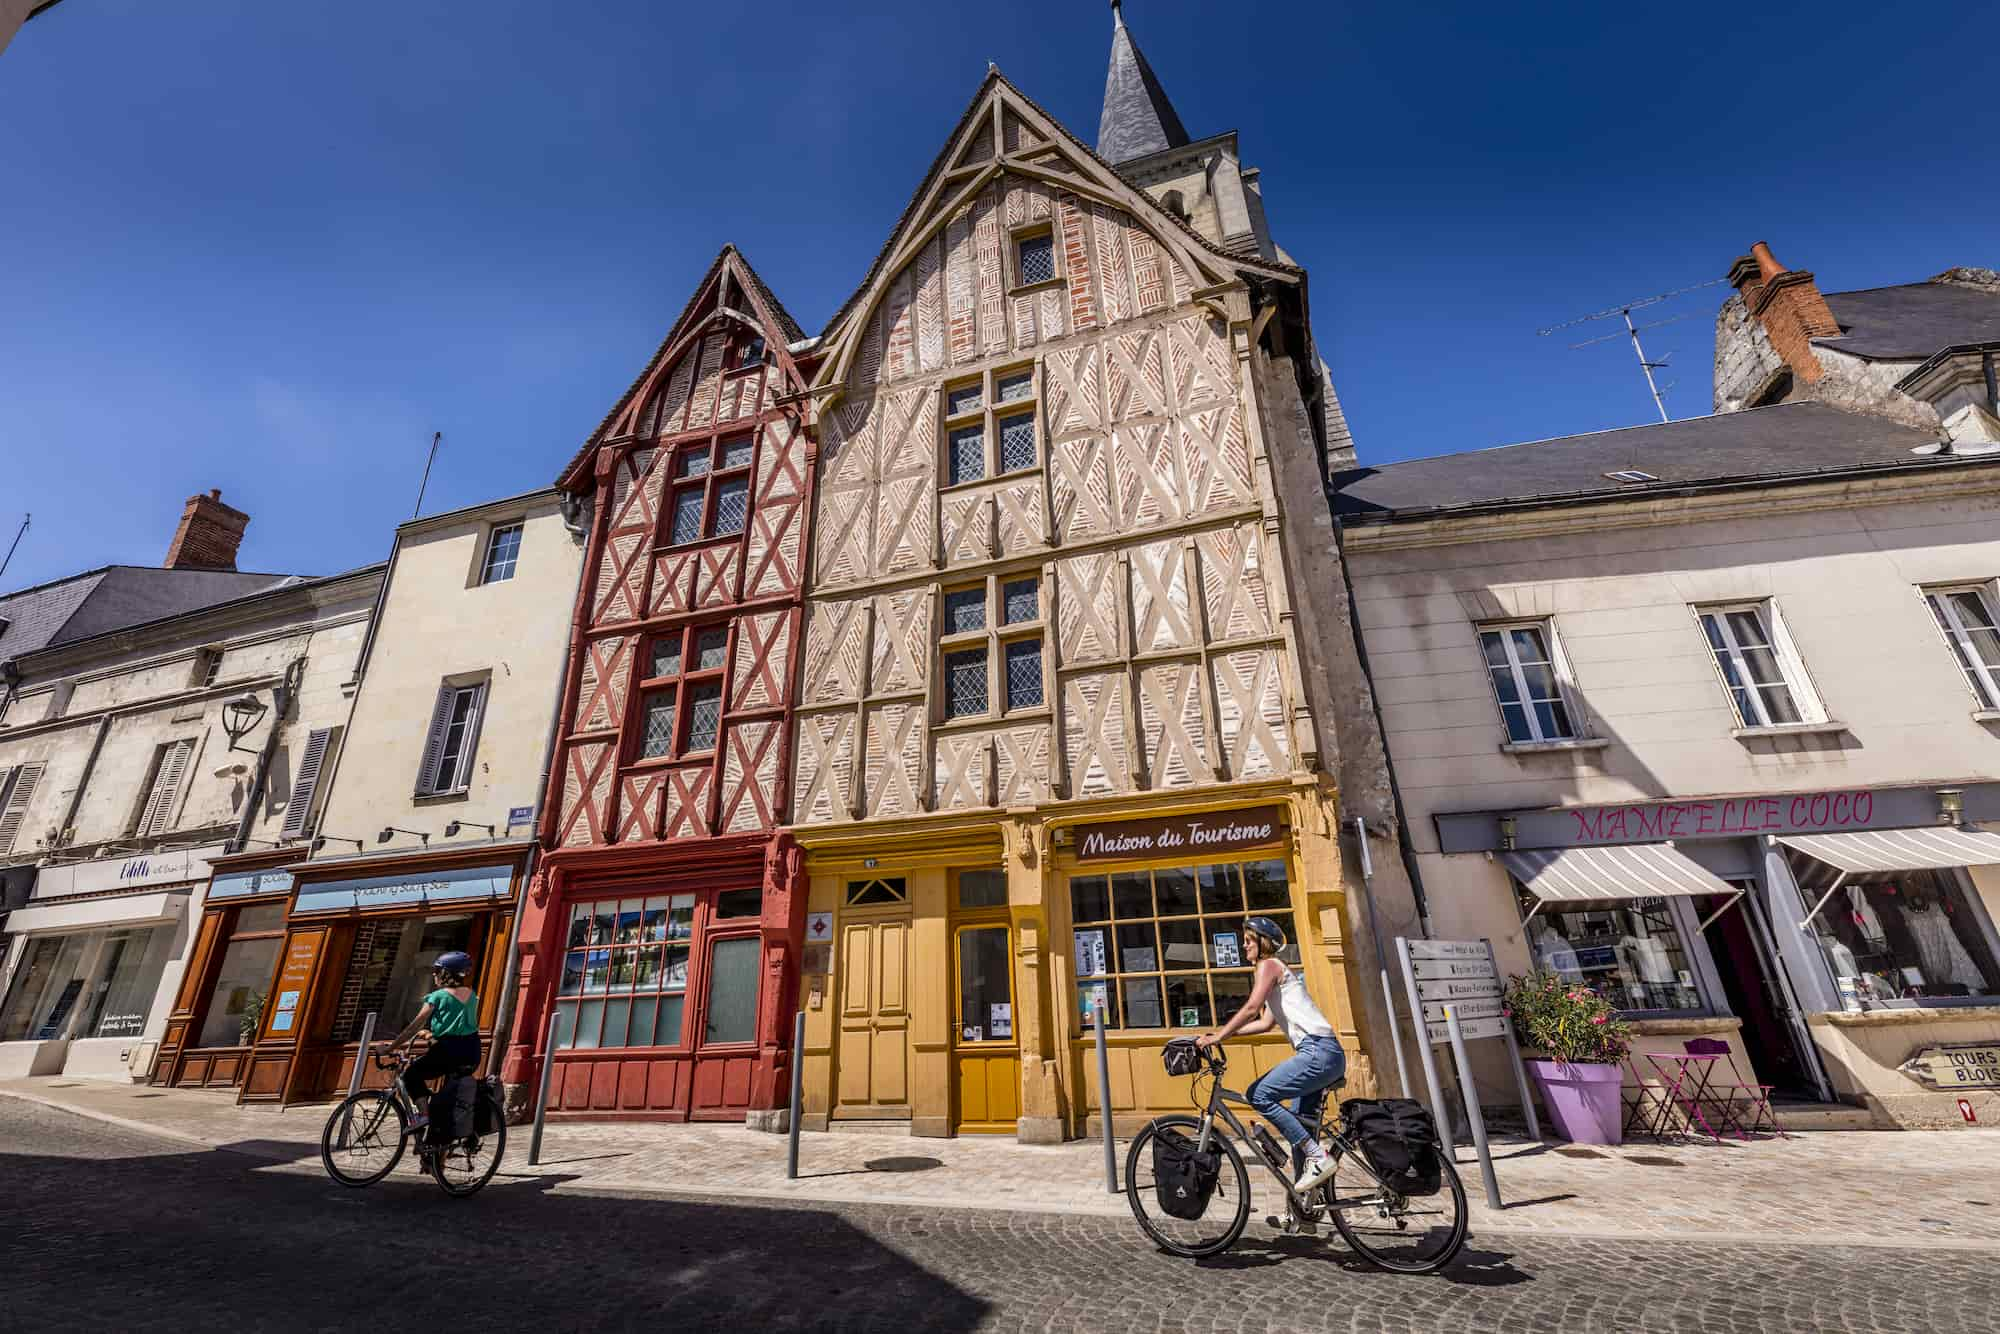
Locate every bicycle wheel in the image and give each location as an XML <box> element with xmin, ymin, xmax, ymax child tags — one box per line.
<box><xmin>429</xmin><ymin>1088</ymin><xmax>506</xmax><ymax>1197</ymax></box>
<box><xmin>1125</xmin><ymin>1115</ymin><xmax>1252</xmax><ymax>1258</ymax></box>
<box><xmin>1325</xmin><ymin>1147</ymin><xmax>1467</xmax><ymax>1274</ymax></box>
<box><xmin>321</xmin><ymin>1090</ymin><xmax>408</xmax><ymax>1188</ymax></box>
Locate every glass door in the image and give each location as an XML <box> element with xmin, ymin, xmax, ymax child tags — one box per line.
<box><xmin>951</xmin><ymin>869</ymin><xmax>1019</xmax><ymax>1133</ymax></box>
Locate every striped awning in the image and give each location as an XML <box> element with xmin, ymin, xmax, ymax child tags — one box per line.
<box><xmin>1775</xmin><ymin>827</ymin><xmax>2000</xmax><ymax>875</ymax></box>
<box><xmin>1501</xmin><ymin>843</ymin><xmax>1735</xmax><ymax>903</ymax></box>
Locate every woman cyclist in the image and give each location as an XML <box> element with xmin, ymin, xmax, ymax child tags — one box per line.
<box><xmin>388</xmin><ymin>950</ymin><xmax>481</xmax><ymax>1130</ymax></box>
<box><xmin>1196</xmin><ymin>916</ymin><xmax>1344</xmax><ymax>1193</ymax></box>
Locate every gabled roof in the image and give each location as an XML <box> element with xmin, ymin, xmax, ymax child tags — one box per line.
<box><xmin>814</xmin><ymin>67</ymin><xmax>1300</xmax><ymax>392</ymax></box>
<box><xmin>557</xmin><ymin>245</ymin><xmax>810</xmax><ymax>490</ymax></box>
<box><xmin>1821</xmin><ymin>272</ymin><xmax>2000</xmax><ymax>361</ymax></box>
<box><xmin>1</xmin><ymin>565</ymin><xmax>291</xmax><ymax>667</ymax></box>
<box><xmin>1331</xmin><ymin>401</ymin><xmax>1946</xmax><ymax>518</ymax></box>
<box><xmin>1098</xmin><ymin>0</ymin><xmax>1192</xmax><ymax>165</ymax></box>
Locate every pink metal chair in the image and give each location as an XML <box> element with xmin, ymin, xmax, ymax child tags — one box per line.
<box><xmin>1683</xmin><ymin>1038</ymin><xmax>1781</xmax><ymax>1138</ymax></box>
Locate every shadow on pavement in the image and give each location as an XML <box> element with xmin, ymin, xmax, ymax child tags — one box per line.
<box><xmin>1194</xmin><ymin>1236</ymin><xmax>1532</xmax><ymax>1287</ymax></box>
<box><xmin>0</xmin><ymin>1139</ymin><xmax>995</xmax><ymax>1331</ymax></box>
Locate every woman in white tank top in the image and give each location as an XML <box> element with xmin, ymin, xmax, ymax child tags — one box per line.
<box><xmin>1196</xmin><ymin>915</ymin><xmax>1345</xmax><ymax>1192</ymax></box>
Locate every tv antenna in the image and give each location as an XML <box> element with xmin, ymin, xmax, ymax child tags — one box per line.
<box><xmin>0</xmin><ymin>513</ymin><xmax>27</xmax><ymax>584</ymax></box>
<box><xmin>1538</xmin><ymin>278</ymin><xmax>1728</xmax><ymax>423</ymax></box>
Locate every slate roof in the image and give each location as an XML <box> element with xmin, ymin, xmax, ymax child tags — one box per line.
<box><xmin>0</xmin><ymin>566</ymin><xmax>288</xmax><ymax>667</ymax></box>
<box><xmin>1331</xmin><ymin>401</ymin><xmax>1948</xmax><ymax>519</ymax></box>
<box><xmin>1097</xmin><ymin>1</ymin><xmax>1192</xmax><ymax>165</ymax></box>
<box><xmin>1821</xmin><ymin>275</ymin><xmax>2000</xmax><ymax>361</ymax></box>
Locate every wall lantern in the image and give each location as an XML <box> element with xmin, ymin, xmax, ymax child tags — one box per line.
<box><xmin>221</xmin><ymin>693</ymin><xmax>270</xmax><ymax>754</ymax></box>
<box><xmin>1498</xmin><ymin>814</ymin><xmax>1518</xmax><ymax>851</ymax></box>
<box><xmin>1937</xmin><ymin>788</ymin><xmax>1965</xmax><ymax>826</ymax></box>
<box><xmin>379</xmin><ymin>826</ymin><xmax>431</xmax><ymax>847</ymax></box>
<box><xmin>444</xmin><ymin>820</ymin><xmax>495</xmax><ymax>838</ymax></box>
<box><xmin>311</xmin><ymin>834</ymin><xmax>365</xmax><ymax>853</ymax></box>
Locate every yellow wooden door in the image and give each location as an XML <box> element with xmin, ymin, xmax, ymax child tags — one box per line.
<box><xmin>952</xmin><ymin>922</ymin><xmax>1019</xmax><ymax>1133</ymax></box>
<box><xmin>834</xmin><ymin>915</ymin><xmax>911</xmax><ymax>1119</ymax></box>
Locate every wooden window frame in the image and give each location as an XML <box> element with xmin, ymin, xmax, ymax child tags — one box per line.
<box><xmin>936</xmin><ymin>571</ymin><xmax>1048</xmax><ymax>725</ymax></box>
<box><xmin>629</xmin><ymin>623</ymin><xmax>732</xmax><ymax>766</ymax></box>
<box><xmin>1694</xmin><ymin>600</ymin><xmax>1824</xmax><ymax>728</ymax></box>
<box><xmin>416</xmin><ymin>681</ymin><xmax>488</xmax><ymax>798</ymax></box>
<box><xmin>1924</xmin><ymin>582</ymin><xmax>2000</xmax><ymax>712</ymax></box>
<box><xmin>1477</xmin><ymin>620</ymin><xmax>1582</xmax><ymax>744</ymax></box>
<box><xmin>551</xmin><ymin>892</ymin><xmax>699</xmax><ymax>1053</ymax></box>
<box><xmin>478</xmin><ymin>522</ymin><xmax>524</xmax><ymax>585</ymax></box>
<box><xmin>662</xmin><ymin>428</ymin><xmax>759</xmax><ymax>549</ymax></box>
<box><xmin>1010</xmin><ymin>224</ymin><xmax>1060</xmax><ymax>292</ymax></box>
<box><xmin>937</xmin><ymin>363</ymin><xmax>1041</xmax><ymax>494</ymax></box>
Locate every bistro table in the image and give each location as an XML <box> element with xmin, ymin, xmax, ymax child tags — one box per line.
<box><xmin>1626</xmin><ymin>1051</ymin><xmax>1731</xmax><ymax>1142</ymax></box>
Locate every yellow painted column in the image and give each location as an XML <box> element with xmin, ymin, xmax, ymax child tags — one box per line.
<box><xmin>800</xmin><ymin>871</ymin><xmax>839</xmax><ymax>1131</ymax></box>
<box><xmin>908</xmin><ymin>867</ymin><xmax>952</xmax><ymax>1137</ymax></box>
<box><xmin>1008</xmin><ymin>815</ymin><xmax>1065</xmax><ymax>1143</ymax></box>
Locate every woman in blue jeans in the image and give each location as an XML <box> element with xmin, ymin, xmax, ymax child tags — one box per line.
<box><xmin>1196</xmin><ymin>916</ymin><xmax>1345</xmax><ymax>1193</ymax></box>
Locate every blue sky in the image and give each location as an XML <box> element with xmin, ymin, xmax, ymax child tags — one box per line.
<box><xmin>1</xmin><ymin>0</ymin><xmax>1989</xmax><ymax>590</ymax></box>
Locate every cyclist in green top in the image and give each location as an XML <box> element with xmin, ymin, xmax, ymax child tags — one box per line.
<box><xmin>389</xmin><ymin>950</ymin><xmax>481</xmax><ymax>1123</ymax></box>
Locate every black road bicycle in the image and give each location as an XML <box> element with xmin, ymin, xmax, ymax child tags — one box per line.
<box><xmin>319</xmin><ymin>1046</ymin><xmax>506</xmax><ymax>1198</ymax></box>
<box><xmin>1125</xmin><ymin>1042</ymin><xmax>1468</xmax><ymax>1272</ymax></box>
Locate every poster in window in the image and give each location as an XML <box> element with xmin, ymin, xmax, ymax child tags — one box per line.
<box><xmin>1079</xmin><ymin>980</ymin><xmax>1109</xmax><ymax>1025</ymax></box>
<box><xmin>1179</xmin><ymin>1006</ymin><xmax>1200</xmax><ymax>1028</ymax></box>
<box><xmin>1212</xmin><ymin>932</ymin><xmax>1241</xmax><ymax>967</ymax></box>
<box><xmin>963</xmin><ymin>1024</ymin><xmax>983</xmax><ymax>1042</ymax></box>
<box><xmin>269</xmin><ymin>1011</ymin><xmax>295</xmax><ymax>1032</ymax></box>
<box><xmin>989</xmin><ymin>1002</ymin><xmax>1012</xmax><ymax>1039</ymax></box>
<box><xmin>276</xmin><ymin>990</ymin><xmax>300</xmax><ymax>1012</ymax></box>
<box><xmin>1124</xmin><ymin>946</ymin><xmax>1157</xmax><ymax>972</ymax></box>
<box><xmin>1074</xmin><ymin>929</ymin><xmax>1108</xmax><ymax>978</ymax></box>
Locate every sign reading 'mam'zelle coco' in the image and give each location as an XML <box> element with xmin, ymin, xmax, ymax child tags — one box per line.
<box><xmin>1072</xmin><ymin>806</ymin><xmax>1286</xmax><ymax>863</ymax></box>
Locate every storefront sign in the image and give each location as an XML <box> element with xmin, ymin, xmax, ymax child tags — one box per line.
<box><xmin>1898</xmin><ymin>1043</ymin><xmax>2000</xmax><ymax>1090</ymax></box>
<box><xmin>1437</xmin><ymin>786</ymin><xmax>1963</xmax><ymax>854</ymax></box>
<box><xmin>291</xmin><ymin>861</ymin><xmax>515</xmax><ymax>914</ymax></box>
<box><xmin>1072</xmin><ymin>806</ymin><xmax>1285</xmax><ymax>863</ymax></box>
<box><xmin>264</xmin><ymin>933</ymin><xmax>322</xmax><ymax>1039</ymax></box>
<box><xmin>32</xmin><ymin>844</ymin><xmax>225</xmax><ymax>900</ymax></box>
<box><xmin>207</xmin><ymin>868</ymin><xmax>296</xmax><ymax>902</ymax></box>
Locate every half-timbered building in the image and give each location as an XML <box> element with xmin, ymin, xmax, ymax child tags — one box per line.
<box><xmin>505</xmin><ymin>248</ymin><xmax>816</xmax><ymax>1123</ymax></box>
<box><xmin>787</xmin><ymin>9</ymin><xmax>1390</xmax><ymax>1142</ymax></box>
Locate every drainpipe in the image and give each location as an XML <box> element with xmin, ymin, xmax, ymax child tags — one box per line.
<box><xmin>227</xmin><ymin>657</ymin><xmax>302</xmax><ymax>855</ymax></box>
<box><xmin>488</xmin><ymin>493</ymin><xmax>593</xmax><ymax>1084</ymax></box>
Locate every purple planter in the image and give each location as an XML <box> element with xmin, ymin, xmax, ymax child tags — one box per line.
<box><xmin>1527</xmin><ymin>1059</ymin><xmax>1625</xmax><ymax>1145</ymax></box>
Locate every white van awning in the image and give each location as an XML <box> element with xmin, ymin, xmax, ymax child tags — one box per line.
<box><xmin>1501</xmin><ymin>843</ymin><xmax>1736</xmax><ymax>903</ymax></box>
<box><xmin>1775</xmin><ymin>827</ymin><xmax>2000</xmax><ymax>875</ymax></box>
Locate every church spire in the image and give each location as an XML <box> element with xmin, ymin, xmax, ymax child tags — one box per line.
<box><xmin>1096</xmin><ymin>0</ymin><xmax>1192</xmax><ymax>165</ymax></box>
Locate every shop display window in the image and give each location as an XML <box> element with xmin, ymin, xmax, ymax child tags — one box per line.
<box><xmin>702</xmin><ymin>937</ymin><xmax>760</xmax><ymax>1045</ymax></box>
<box><xmin>1784</xmin><ymin>856</ymin><xmax>2000</xmax><ymax>1007</ymax></box>
<box><xmin>334</xmin><ymin>912</ymin><xmax>477</xmax><ymax>1042</ymax></box>
<box><xmin>1513</xmin><ymin>889</ymin><xmax>1703</xmax><ymax>1013</ymax></box>
<box><xmin>956</xmin><ymin>925</ymin><xmax>1013</xmax><ymax>1044</ymax></box>
<box><xmin>195</xmin><ymin>903</ymin><xmax>288</xmax><ymax>1048</ymax></box>
<box><xmin>0</xmin><ymin>927</ymin><xmax>172</xmax><ymax>1043</ymax></box>
<box><xmin>555</xmin><ymin>895</ymin><xmax>694</xmax><ymax>1050</ymax></box>
<box><xmin>1069</xmin><ymin>859</ymin><xmax>1294</xmax><ymax>1031</ymax></box>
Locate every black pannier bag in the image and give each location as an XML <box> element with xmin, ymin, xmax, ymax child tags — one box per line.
<box><xmin>1150</xmin><ymin>1124</ymin><xmax>1222</xmax><ymax>1220</ymax></box>
<box><xmin>1340</xmin><ymin>1098</ymin><xmax>1443</xmax><ymax>1197</ymax></box>
<box><xmin>429</xmin><ymin>1075</ymin><xmax>478</xmax><ymax>1145</ymax></box>
<box><xmin>473</xmin><ymin>1076</ymin><xmax>503</xmax><ymax>1135</ymax></box>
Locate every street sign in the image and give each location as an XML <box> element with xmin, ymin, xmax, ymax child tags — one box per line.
<box><xmin>1421</xmin><ymin>996</ymin><xmax>1505</xmax><ymax>1024</ymax></box>
<box><xmin>1405</xmin><ymin>939</ymin><xmax>1489</xmax><ymax>962</ymax></box>
<box><xmin>1961</xmin><ymin>1098</ymin><xmax>1979</xmax><ymax>1124</ymax></box>
<box><xmin>1424</xmin><ymin>1016</ymin><xmax>1508</xmax><ymax>1043</ymax></box>
<box><xmin>1899</xmin><ymin>1043</ymin><xmax>2000</xmax><ymax>1090</ymax></box>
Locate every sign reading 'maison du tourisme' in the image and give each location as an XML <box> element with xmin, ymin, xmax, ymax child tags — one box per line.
<box><xmin>1072</xmin><ymin>806</ymin><xmax>1286</xmax><ymax>863</ymax></box>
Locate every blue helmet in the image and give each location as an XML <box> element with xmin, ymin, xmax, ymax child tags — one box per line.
<box><xmin>433</xmin><ymin>951</ymin><xmax>474</xmax><ymax>976</ymax></box>
<box><xmin>1244</xmin><ymin>917</ymin><xmax>1287</xmax><ymax>951</ymax></box>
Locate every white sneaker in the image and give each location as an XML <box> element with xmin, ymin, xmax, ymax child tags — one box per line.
<box><xmin>1292</xmin><ymin>1149</ymin><xmax>1335</xmax><ymax>1194</ymax></box>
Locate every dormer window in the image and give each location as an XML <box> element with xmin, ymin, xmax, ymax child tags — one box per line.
<box><xmin>734</xmin><ymin>335</ymin><xmax>765</xmax><ymax>370</ymax></box>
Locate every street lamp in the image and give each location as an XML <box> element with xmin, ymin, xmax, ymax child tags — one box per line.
<box><xmin>444</xmin><ymin>820</ymin><xmax>495</xmax><ymax>838</ymax></box>
<box><xmin>1937</xmin><ymin>788</ymin><xmax>1965</xmax><ymax>826</ymax></box>
<box><xmin>311</xmin><ymin>835</ymin><xmax>365</xmax><ymax>853</ymax></box>
<box><xmin>378</xmin><ymin>826</ymin><xmax>431</xmax><ymax>847</ymax></box>
<box><xmin>221</xmin><ymin>692</ymin><xmax>269</xmax><ymax>755</ymax></box>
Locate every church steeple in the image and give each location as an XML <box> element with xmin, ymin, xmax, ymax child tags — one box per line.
<box><xmin>1096</xmin><ymin>0</ymin><xmax>1192</xmax><ymax>165</ymax></box>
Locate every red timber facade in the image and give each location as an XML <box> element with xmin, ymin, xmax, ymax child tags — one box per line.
<box><xmin>503</xmin><ymin>248</ymin><xmax>816</xmax><ymax>1122</ymax></box>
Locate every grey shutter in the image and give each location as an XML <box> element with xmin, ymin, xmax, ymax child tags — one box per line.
<box><xmin>137</xmin><ymin>740</ymin><xmax>193</xmax><ymax>838</ymax></box>
<box><xmin>452</xmin><ymin>682</ymin><xmax>489</xmax><ymax>793</ymax></box>
<box><xmin>0</xmin><ymin>763</ymin><xmax>44</xmax><ymax>854</ymax></box>
<box><xmin>280</xmin><ymin>727</ymin><xmax>336</xmax><ymax>840</ymax></box>
<box><xmin>414</xmin><ymin>686</ymin><xmax>455</xmax><ymax>796</ymax></box>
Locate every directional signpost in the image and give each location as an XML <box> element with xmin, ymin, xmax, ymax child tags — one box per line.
<box><xmin>1395</xmin><ymin>937</ymin><xmax>1541</xmax><ymax>1210</ymax></box>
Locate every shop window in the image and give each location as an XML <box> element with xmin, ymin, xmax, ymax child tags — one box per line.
<box><xmin>937</xmin><ymin>574</ymin><xmax>1047</xmax><ymax>724</ymax></box>
<box><xmin>479</xmin><ymin>522</ymin><xmax>523</xmax><ymax>585</ymax></box>
<box><xmin>664</xmin><ymin>431</ymin><xmax>758</xmax><ymax>547</ymax></box>
<box><xmin>714</xmin><ymin>886</ymin><xmax>763</xmax><ymax>919</ymax></box>
<box><xmin>938</xmin><ymin>364</ymin><xmax>1040</xmax><ymax>491</ymax></box>
<box><xmin>1070</xmin><ymin>860</ymin><xmax>1295</xmax><ymax>1032</ymax></box>
<box><xmin>0</xmin><ymin>927</ymin><xmax>171</xmax><ymax>1043</ymax></box>
<box><xmin>703</xmin><ymin>937</ymin><xmax>761</xmax><ymax>1045</ymax></box>
<box><xmin>1512</xmin><ymin>886</ymin><xmax>1703</xmax><ymax>1014</ymax></box>
<box><xmin>846</xmin><ymin>877</ymin><xmax>907</xmax><ymax>906</ymax></box>
<box><xmin>957</xmin><ymin>869</ymin><xmax>1008</xmax><ymax>909</ymax></box>
<box><xmin>1695</xmin><ymin>601</ymin><xmax>1824</xmax><ymax>728</ymax></box>
<box><xmin>634</xmin><ymin>624</ymin><xmax>730</xmax><ymax>762</ymax></box>
<box><xmin>0</xmin><ymin>936</ymin><xmax>84</xmax><ymax>1042</ymax></box>
<box><xmin>957</xmin><ymin>925</ymin><xmax>1013</xmax><ymax>1043</ymax></box>
<box><xmin>555</xmin><ymin>895</ymin><xmax>694</xmax><ymax>1050</ymax></box>
<box><xmin>195</xmin><ymin>903</ymin><xmax>287</xmax><ymax>1048</ymax></box>
<box><xmin>1477</xmin><ymin>621</ymin><xmax>1577</xmax><ymax>743</ymax></box>
<box><xmin>1924</xmin><ymin>584</ymin><xmax>2000</xmax><ymax>710</ymax></box>
<box><xmin>334</xmin><ymin>913</ymin><xmax>476</xmax><ymax>1043</ymax></box>
<box><xmin>1784</xmin><ymin>854</ymin><xmax>2000</xmax><ymax>1007</ymax></box>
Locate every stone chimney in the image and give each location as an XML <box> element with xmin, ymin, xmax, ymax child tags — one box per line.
<box><xmin>1727</xmin><ymin>241</ymin><xmax>1841</xmax><ymax>385</ymax></box>
<box><xmin>163</xmin><ymin>489</ymin><xmax>249</xmax><ymax>571</ymax></box>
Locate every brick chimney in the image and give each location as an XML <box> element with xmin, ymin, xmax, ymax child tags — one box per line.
<box><xmin>163</xmin><ymin>489</ymin><xmax>249</xmax><ymax>571</ymax></box>
<box><xmin>1727</xmin><ymin>241</ymin><xmax>1841</xmax><ymax>385</ymax></box>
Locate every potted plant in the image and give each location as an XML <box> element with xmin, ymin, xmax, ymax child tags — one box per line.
<box><xmin>1503</xmin><ymin>970</ymin><xmax>1632</xmax><ymax>1145</ymax></box>
<box><xmin>238</xmin><ymin>990</ymin><xmax>265</xmax><ymax>1046</ymax></box>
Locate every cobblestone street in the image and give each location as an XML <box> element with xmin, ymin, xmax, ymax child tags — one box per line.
<box><xmin>4</xmin><ymin>1097</ymin><xmax>1999</xmax><ymax>1333</ymax></box>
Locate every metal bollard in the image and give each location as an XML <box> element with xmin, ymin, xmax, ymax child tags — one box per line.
<box><xmin>526</xmin><ymin>1007</ymin><xmax>565</xmax><ymax>1168</ymax></box>
<box><xmin>785</xmin><ymin>1009</ymin><xmax>806</xmax><ymax>1180</ymax></box>
<box><xmin>1445</xmin><ymin>1005</ymin><xmax>1502</xmax><ymax>1210</ymax></box>
<box><xmin>1093</xmin><ymin>993</ymin><xmax>1116</xmax><ymax>1192</ymax></box>
<box><xmin>346</xmin><ymin>1012</ymin><xmax>378</xmax><ymax>1099</ymax></box>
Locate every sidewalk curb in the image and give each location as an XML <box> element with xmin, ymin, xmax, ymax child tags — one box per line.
<box><xmin>0</xmin><ymin>1087</ymin><xmax>297</xmax><ymax>1164</ymax></box>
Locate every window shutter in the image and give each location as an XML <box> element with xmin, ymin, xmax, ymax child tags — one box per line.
<box><xmin>0</xmin><ymin>763</ymin><xmax>45</xmax><ymax>854</ymax></box>
<box><xmin>137</xmin><ymin>740</ymin><xmax>193</xmax><ymax>838</ymax></box>
<box><xmin>414</xmin><ymin>686</ymin><xmax>456</xmax><ymax>796</ymax></box>
<box><xmin>280</xmin><ymin>727</ymin><xmax>336</xmax><ymax>840</ymax></box>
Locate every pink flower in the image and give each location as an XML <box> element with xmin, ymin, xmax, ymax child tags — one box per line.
<box><xmin>1592</xmin><ymin>1014</ymin><xmax>1607</xmax><ymax>1025</ymax></box>
<box><xmin>1502</xmin><ymin>1009</ymin><xmax>1512</xmax><ymax>1018</ymax></box>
